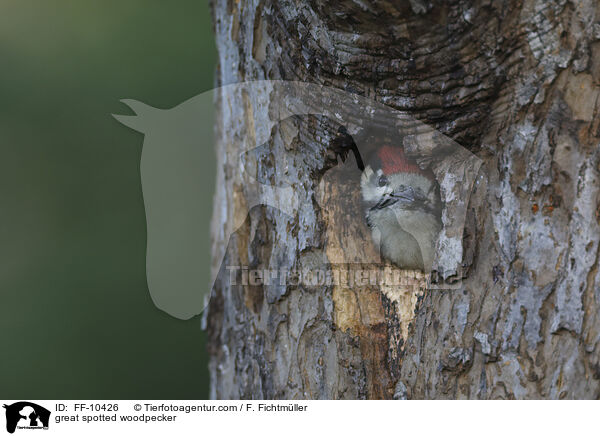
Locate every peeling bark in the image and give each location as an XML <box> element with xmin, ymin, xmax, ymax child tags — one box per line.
<box><xmin>207</xmin><ymin>0</ymin><xmax>600</xmax><ymax>399</ymax></box>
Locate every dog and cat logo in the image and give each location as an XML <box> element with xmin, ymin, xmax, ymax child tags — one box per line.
<box><xmin>3</xmin><ymin>402</ymin><xmax>50</xmax><ymax>433</ymax></box>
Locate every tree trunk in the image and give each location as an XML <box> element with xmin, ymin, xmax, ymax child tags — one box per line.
<box><xmin>206</xmin><ymin>0</ymin><xmax>600</xmax><ymax>399</ymax></box>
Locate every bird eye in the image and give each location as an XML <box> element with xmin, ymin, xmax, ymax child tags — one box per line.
<box><xmin>378</xmin><ymin>175</ymin><xmax>388</xmax><ymax>187</ymax></box>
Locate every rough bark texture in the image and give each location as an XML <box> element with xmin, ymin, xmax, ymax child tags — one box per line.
<box><xmin>207</xmin><ymin>0</ymin><xmax>600</xmax><ymax>399</ymax></box>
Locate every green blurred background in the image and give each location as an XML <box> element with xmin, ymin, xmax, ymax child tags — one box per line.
<box><xmin>0</xmin><ymin>1</ymin><xmax>216</xmax><ymax>398</ymax></box>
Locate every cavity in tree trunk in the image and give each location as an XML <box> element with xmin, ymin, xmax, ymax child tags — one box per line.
<box><xmin>206</xmin><ymin>0</ymin><xmax>600</xmax><ymax>399</ymax></box>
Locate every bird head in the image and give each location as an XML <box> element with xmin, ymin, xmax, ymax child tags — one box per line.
<box><xmin>361</xmin><ymin>145</ymin><xmax>440</xmax><ymax>216</ymax></box>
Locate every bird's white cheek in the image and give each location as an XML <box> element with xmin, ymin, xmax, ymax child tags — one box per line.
<box><xmin>361</xmin><ymin>183</ymin><xmax>379</xmax><ymax>203</ymax></box>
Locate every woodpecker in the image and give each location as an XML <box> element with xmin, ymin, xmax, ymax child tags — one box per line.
<box><xmin>360</xmin><ymin>145</ymin><xmax>441</xmax><ymax>272</ymax></box>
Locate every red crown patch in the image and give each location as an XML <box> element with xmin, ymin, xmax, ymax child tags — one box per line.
<box><xmin>377</xmin><ymin>145</ymin><xmax>422</xmax><ymax>175</ymax></box>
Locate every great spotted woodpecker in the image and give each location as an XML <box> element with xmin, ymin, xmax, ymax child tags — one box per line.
<box><xmin>360</xmin><ymin>145</ymin><xmax>441</xmax><ymax>272</ymax></box>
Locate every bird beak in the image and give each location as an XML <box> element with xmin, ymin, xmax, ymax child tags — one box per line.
<box><xmin>390</xmin><ymin>185</ymin><xmax>436</xmax><ymax>214</ymax></box>
<box><xmin>390</xmin><ymin>186</ymin><xmax>418</xmax><ymax>204</ymax></box>
<box><xmin>370</xmin><ymin>187</ymin><xmax>419</xmax><ymax>211</ymax></box>
<box><xmin>371</xmin><ymin>196</ymin><xmax>398</xmax><ymax>210</ymax></box>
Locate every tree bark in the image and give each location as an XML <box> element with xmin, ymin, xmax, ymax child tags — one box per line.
<box><xmin>207</xmin><ymin>0</ymin><xmax>600</xmax><ymax>399</ymax></box>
